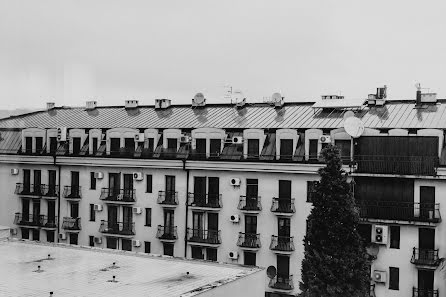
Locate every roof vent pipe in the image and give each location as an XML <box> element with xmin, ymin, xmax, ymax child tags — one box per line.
<box><xmin>416</xmin><ymin>90</ymin><xmax>422</xmax><ymax>106</ymax></box>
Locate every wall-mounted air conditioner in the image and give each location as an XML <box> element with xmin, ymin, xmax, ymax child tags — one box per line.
<box><xmin>10</xmin><ymin>168</ymin><xmax>19</xmax><ymax>175</ymax></box>
<box><xmin>94</xmin><ymin>204</ymin><xmax>103</xmax><ymax>211</ymax></box>
<box><xmin>134</xmin><ymin>133</ymin><xmax>145</xmax><ymax>142</ymax></box>
<box><xmin>228</xmin><ymin>251</ymin><xmax>239</xmax><ymax>259</ymax></box>
<box><xmin>372</xmin><ymin>270</ymin><xmax>387</xmax><ymax>283</ymax></box>
<box><xmin>319</xmin><ymin>135</ymin><xmax>331</xmax><ymax>143</ymax></box>
<box><xmin>132</xmin><ymin>239</ymin><xmax>141</xmax><ymax>247</ymax></box>
<box><xmin>59</xmin><ymin>233</ymin><xmax>66</xmax><ymax>240</ymax></box>
<box><xmin>94</xmin><ymin>172</ymin><xmax>104</xmax><ymax>179</ymax></box>
<box><xmin>180</xmin><ymin>135</ymin><xmax>192</xmax><ymax>143</ymax></box>
<box><xmin>232</xmin><ymin>136</ymin><xmax>243</xmax><ymax>144</ymax></box>
<box><xmin>57</xmin><ymin>127</ymin><xmax>67</xmax><ymax>142</ymax></box>
<box><xmin>133</xmin><ymin>172</ymin><xmax>143</xmax><ymax>181</ymax></box>
<box><xmin>132</xmin><ymin>207</ymin><xmax>142</xmax><ymax>214</ymax></box>
<box><xmin>230</xmin><ymin>178</ymin><xmax>241</xmax><ymax>186</ymax></box>
<box><xmin>94</xmin><ymin>237</ymin><xmax>102</xmax><ymax>244</ymax></box>
<box><xmin>372</xmin><ymin>225</ymin><xmax>388</xmax><ymax>245</ymax></box>
<box><xmin>230</xmin><ymin>214</ymin><xmax>240</xmax><ymax>223</ymax></box>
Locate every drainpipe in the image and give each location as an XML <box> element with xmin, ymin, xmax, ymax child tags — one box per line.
<box><xmin>53</xmin><ymin>154</ymin><xmax>61</xmax><ymax>243</ymax></box>
<box><xmin>183</xmin><ymin>158</ymin><xmax>189</xmax><ymax>258</ymax></box>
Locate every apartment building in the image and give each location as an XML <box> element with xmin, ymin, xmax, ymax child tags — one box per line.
<box><xmin>0</xmin><ymin>91</ymin><xmax>445</xmax><ymax>297</ymax></box>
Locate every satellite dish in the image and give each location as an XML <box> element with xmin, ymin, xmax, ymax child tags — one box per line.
<box><xmin>344</xmin><ymin>117</ymin><xmax>365</xmax><ymax>138</ymax></box>
<box><xmin>266</xmin><ymin>266</ymin><xmax>277</xmax><ymax>279</ymax></box>
<box><xmin>343</xmin><ymin>111</ymin><xmax>355</xmax><ymax>120</ymax></box>
<box><xmin>271</xmin><ymin>92</ymin><xmax>282</xmax><ymax>103</ymax></box>
<box><xmin>194</xmin><ymin>93</ymin><xmax>205</xmax><ymax>104</ymax></box>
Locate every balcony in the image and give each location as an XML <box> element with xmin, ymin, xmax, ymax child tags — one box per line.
<box><xmin>411</xmin><ymin>248</ymin><xmax>440</xmax><ymax>267</ymax></box>
<box><xmin>187</xmin><ymin>193</ymin><xmax>222</xmax><ymax>209</ymax></box>
<box><xmin>99</xmin><ymin>220</ymin><xmax>135</xmax><ymax>236</ymax></box>
<box><xmin>62</xmin><ymin>217</ymin><xmax>81</xmax><ymax>231</ymax></box>
<box><xmin>187</xmin><ymin>228</ymin><xmax>221</xmax><ymax>245</ymax></box>
<box><xmin>99</xmin><ymin>188</ymin><xmax>136</xmax><ymax>204</ymax></box>
<box><xmin>412</xmin><ymin>287</ymin><xmax>439</xmax><ymax>297</ymax></box>
<box><xmin>157</xmin><ymin>191</ymin><xmax>178</xmax><ymax>207</ymax></box>
<box><xmin>357</xmin><ymin>201</ymin><xmax>441</xmax><ymax>224</ymax></box>
<box><xmin>63</xmin><ymin>186</ymin><xmax>82</xmax><ymax>200</ymax></box>
<box><xmin>41</xmin><ymin>185</ymin><xmax>59</xmax><ymax>199</ymax></box>
<box><xmin>238</xmin><ymin>196</ymin><xmax>262</xmax><ymax>213</ymax></box>
<box><xmin>270</xmin><ymin>198</ymin><xmax>295</xmax><ymax>216</ymax></box>
<box><xmin>269</xmin><ymin>274</ymin><xmax>294</xmax><ymax>291</ymax></box>
<box><xmin>237</xmin><ymin>232</ymin><xmax>261</xmax><ymax>249</ymax></box>
<box><xmin>15</xmin><ymin>183</ymin><xmax>43</xmax><ymax>198</ymax></box>
<box><xmin>270</xmin><ymin>235</ymin><xmax>295</xmax><ymax>254</ymax></box>
<box><xmin>14</xmin><ymin>213</ymin><xmax>42</xmax><ymax>227</ymax></box>
<box><xmin>355</xmin><ymin>155</ymin><xmax>438</xmax><ymax>176</ymax></box>
<box><xmin>41</xmin><ymin>216</ymin><xmax>57</xmax><ymax>229</ymax></box>
<box><xmin>156</xmin><ymin>225</ymin><xmax>178</xmax><ymax>241</ymax></box>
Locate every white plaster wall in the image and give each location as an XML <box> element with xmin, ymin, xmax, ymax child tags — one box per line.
<box><xmin>200</xmin><ymin>269</ymin><xmax>265</xmax><ymax>297</ymax></box>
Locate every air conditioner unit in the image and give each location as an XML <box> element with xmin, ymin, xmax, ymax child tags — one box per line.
<box><xmin>117</xmin><ymin>194</ymin><xmax>124</xmax><ymax>200</ymax></box>
<box><xmin>232</xmin><ymin>136</ymin><xmax>243</xmax><ymax>144</ymax></box>
<box><xmin>132</xmin><ymin>207</ymin><xmax>142</xmax><ymax>214</ymax></box>
<box><xmin>230</xmin><ymin>214</ymin><xmax>240</xmax><ymax>223</ymax></box>
<box><xmin>319</xmin><ymin>135</ymin><xmax>331</xmax><ymax>143</ymax></box>
<box><xmin>372</xmin><ymin>225</ymin><xmax>388</xmax><ymax>245</ymax></box>
<box><xmin>134</xmin><ymin>133</ymin><xmax>145</xmax><ymax>142</ymax></box>
<box><xmin>230</xmin><ymin>178</ymin><xmax>241</xmax><ymax>186</ymax></box>
<box><xmin>180</xmin><ymin>135</ymin><xmax>192</xmax><ymax>143</ymax></box>
<box><xmin>372</xmin><ymin>270</ymin><xmax>387</xmax><ymax>283</ymax></box>
<box><xmin>132</xmin><ymin>239</ymin><xmax>141</xmax><ymax>247</ymax></box>
<box><xmin>94</xmin><ymin>204</ymin><xmax>103</xmax><ymax>211</ymax></box>
<box><xmin>133</xmin><ymin>172</ymin><xmax>143</xmax><ymax>181</ymax></box>
<box><xmin>57</xmin><ymin>127</ymin><xmax>67</xmax><ymax>142</ymax></box>
<box><xmin>10</xmin><ymin>168</ymin><xmax>19</xmax><ymax>175</ymax></box>
<box><xmin>94</xmin><ymin>237</ymin><xmax>102</xmax><ymax>244</ymax></box>
<box><xmin>59</xmin><ymin>233</ymin><xmax>66</xmax><ymax>240</ymax></box>
<box><xmin>228</xmin><ymin>251</ymin><xmax>239</xmax><ymax>259</ymax></box>
<box><xmin>94</xmin><ymin>172</ymin><xmax>104</xmax><ymax>179</ymax></box>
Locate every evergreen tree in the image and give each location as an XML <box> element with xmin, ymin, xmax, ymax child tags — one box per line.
<box><xmin>299</xmin><ymin>145</ymin><xmax>369</xmax><ymax>297</ymax></box>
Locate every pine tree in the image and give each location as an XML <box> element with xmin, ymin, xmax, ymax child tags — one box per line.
<box><xmin>299</xmin><ymin>144</ymin><xmax>369</xmax><ymax>297</ymax></box>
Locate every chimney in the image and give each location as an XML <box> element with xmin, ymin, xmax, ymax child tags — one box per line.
<box><xmin>46</xmin><ymin>102</ymin><xmax>55</xmax><ymax>110</ymax></box>
<box><xmin>416</xmin><ymin>90</ymin><xmax>422</xmax><ymax>106</ymax></box>
<box><xmin>86</xmin><ymin>101</ymin><xmax>97</xmax><ymax>110</ymax></box>
<box><xmin>155</xmin><ymin>98</ymin><xmax>171</xmax><ymax>109</ymax></box>
<box><xmin>125</xmin><ymin>100</ymin><xmax>138</xmax><ymax>109</ymax></box>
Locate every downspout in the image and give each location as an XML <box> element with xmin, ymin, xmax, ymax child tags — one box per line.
<box><xmin>183</xmin><ymin>158</ymin><xmax>189</xmax><ymax>257</ymax></box>
<box><xmin>54</xmin><ymin>154</ymin><xmax>61</xmax><ymax>243</ymax></box>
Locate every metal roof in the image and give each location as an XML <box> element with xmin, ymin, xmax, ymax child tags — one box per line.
<box><xmin>1</xmin><ymin>101</ymin><xmax>446</xmax><ymax>130</ymax></box>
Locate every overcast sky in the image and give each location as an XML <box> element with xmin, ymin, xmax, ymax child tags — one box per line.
<box><xmin>0</xmin><ymin>0</ymin><xmax>445</xmax><ymax>109</ymax></box>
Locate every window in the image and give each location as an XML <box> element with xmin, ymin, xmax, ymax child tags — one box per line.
<box><xmin>72</xmin><ymin>137</ymin><xmax>81</xmax><ymax>155</ymax></box>
<box><xmin>280</xmin><ymin>139</ymin><xmax>293</xmax><ymax>160</ymax></box>
<box><xmin>145</xmin><ymin>208</ymin><xmax>152</xmax><ymax>226</ymax></box>
<box><xmin>107</xmin><ymin>237</ymin><xmax>118</xmax><ymax>249</ymax></box>
<box><xmin>196</xmin><ymin>138</ymin><xmax>206</xmax><ymax>158</ymax></box>
<box><xmin>49</xmin><ymin>137</ymin><xmax>57</xmax><ymax>154</ymax></box>
<box><xmin>390</xmin><ymin>226</ymin><xmax>400</xmax><ymax>249</ymax></box>
<box><xmin>309</xmin><ymin>139</ymin><xmax>318</xmax><ymax>160</ymax></box>
<box><xmin>306</xmin><ymin>181</ymin><xmax>318</xmax><ymax>202</ymax></box>
<box><xmin>334</xmin><ymin>139</ymin><xmax>351</xmax><ymax>162</ymax></box>
<box><xmin>148</xmin><ymin>138</ymin><xmax>154</xmax><ymax>152</ymax></box>
<box><xmin>89</xmin><ymin>204</ymin><xmax>95</xmax><ymax>221</ymax></box>
<box><xmin>46</xmin><ymin>231</ymin><xmax>55</xmax><ymax>243</ymax></box>
<box><xmin>90</xmin><ymin>172</ymin><xmax>96</xmax><ymax>190</ymax></box>
<box><xmin>21</xmin><ymin>228</ymin><xmax>29</xmax><ymax>239</ymax></box>
<box><xmin>247</xmin><ymin>139</ymin><xmax>259</xmax><ymax>159</ymax></box>
<box><xmin>25</xmin><ymin>137</ymin><xmax>32</xmax><ymax>154</ymax></box>
<box><xmin>89</xmin><ymin>236</ymin><xmax>94</xmax><ymax>247</ymax></box>
<box><xmin>35</xmin><ymin>137</ymin><xmax>43</xmax><ymax>153</ymax></box>
<box><xmin>244</xmin><ymin>251</ymin><xmax>256</xmax><ymax>266</ymax></box>
<box><xmin>92</xmin><ymin>138</ymin><xmax>98</xmax><ymax>155</ymax></box>
<box><xmin>358</xmin><ymin>224</ymin><xmax>372</xmax><ymax>246</ymax></box>
<box><xmin>146</xmin><ymin>175</ymin><xmax>153</xmax><ymax>193</ymax></box>
<box><xmin>144</xmin><ymin>241</ymin><xmax>151</xmax><ymax>253</ymax></box>
<box><xmin>209</xmin><ymin>139</ymin><xmax>221</xmax><ymax>157</ymax></box>
<box><xmin>206</xmin><ymin>248</ymin><xmax>217</xmax><ymax>261</ymax></box>
<box><xmin>32</xmin><ymin>229</ymin><xmax>40</xmax><ymax>241</ymax></box>
<box><xmin>163</xmin><ymin>243</ymin><xmax>174</xmax><ymax>256</ymax></box>
<box><xmin>122</xmin><ymin>239</ymin><xmax>132</xmax><ymax>251</ymax></box>
<box><xmin>69</xmin><ymin>233</ymin><xmax>78</xmax><ymax>245</ymax></box>
<box><xmin>192</xmin><ymin>246</ymin><xmax>204</xmax><ymax>259</ymax></box>
<box><xmin>110</xmin><ymin>138</ymin><xmax>120</xmax><ymax>156</ymax></box>
<box><xmin>389</xmin><ymin>267</ymin><xmax>399</xmax><ymax>290</ymax></box>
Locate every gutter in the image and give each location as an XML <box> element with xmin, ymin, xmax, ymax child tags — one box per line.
<box><xmin>183</xmin><ymin>158</ymin><xmax>189</xmax><ymax>257</ymax></box>
<box><xmin>53</xmin><ymin>154</ymin><xmax>61</xmax><ymax>243</ymax></box>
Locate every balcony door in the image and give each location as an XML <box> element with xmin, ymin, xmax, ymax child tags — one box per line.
<box><xmin>23</xmin><ymin>169</ymin><xmax>31</xmax><ymax>192</ymax></box>
<box><xmin>192</xmin><ymin>212</ymin><xmax>203</xmax><ymax>238</ymax></box>
<box><xmin>48</xmin><ymin>201</ymin><xmax>56</xmax><ymax>222</ymax></box>
<box><xmin>278</xmin><ymin>217</ymin><xmax>291</xmax><ymax>248</ymax></box>
<box><xmin>418</xmin><ymin>270</ymin><xmax>434</xmax><ymax>292</ymax></box>
<box><xmin>108</xmin><ymin>206</ymin><xmax>118</xmax><ymax>230</ymax></box>
<box><xmin>208</xmin><ymin>213</ymin><xmax>218</xmax><ymax>243</ymax></box>
<box><xmin>70</xmin><ymin>203</ymin><xmax>79</xmax><ymax>218</ymax></box>
<box><xmin>109</xmin><ymin>173</ymin><xmax>120</xmax><ymax>196</ymax></box>
<box><xmin>277</xmin><ymin>255</ymin><xmax>290</xmax><ymax>282</ymax></box>
<box><xmin>123</xmin><ymin>174</ymin><xmax>133</xmax><ymax>199</ymax></box>
<box><xmin>110</xmin><ymin>138</ymin><xmax>120</xmax><ymax>155</ymax></box>
<box><xmin>280</xmin><ymin>139</ymin><xmax>293</xmax><ymax>160</ymax></box>
<box><xmin>246</xmin><ymin>179</ymin><xmax>258</xmax><ymax>209</ymax></box>
<box><xmin>278</xmin><ymin>180</ymin><xmax>291</xmax><ymax>211</ymax></box>
<box><xmin>419</xmin><ymin>228</ymin><xmax>435</xmax><ymax>264</ymax></box>
<box><xmin>33</xmin><ymin>201</ymin><xmax>40</xmax><ymax>223</ymax></box>
<box><xmin>420</xmin><ymin>186</ymin><xmax>435</xmax><ymax>220</ymax></box>
<box><xmin>194</xmin><ymin>177</ymin><xmax>206</xmax><ymax>205</ymax></box>
<box><xmin>22</xmin><ymin>199</ymin><xmax>30</xmax><ymax>221</ymax></box>
<box><xmin>245</xmin><ymin>215</ymin><xmax>257</xmax><ymax>246</ymax></box>
<box><xmin>165</xmin><ymin>176</ymin><xmax>175</xmax><ymax>203</ymax></box>
<box><xmin>164</xmin><ymin>209</ymin><xmax>174</xmax><ymax>236</ymax></box>
<box><xmin>123</xmin><ymin>206</ymin><xmax>133</xmax><ymax>231</ymax></box>
<box><xmin>48</xmin><ymin>170</ymin><xmax>56</xmax><ymax>196</ymax></box>
<box><xmin>208</xmin><ymin>177</ymin><xmax>219</xmax><ymax>207</ymax></box>
<box><xmin>71</xmin><ymin>171</ymin><xmax>79</xmax><ymax>196</ymax></box>
<box><xmin>34</xmin><ymin>170</ymin><xmax>41</xmax><ymax>194</ymax></box>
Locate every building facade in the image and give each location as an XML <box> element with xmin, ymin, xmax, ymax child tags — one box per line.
<box><xmin>0</xmin><ymin>93</ymin><xmax>445</xmax><ymax>297</ymax></box>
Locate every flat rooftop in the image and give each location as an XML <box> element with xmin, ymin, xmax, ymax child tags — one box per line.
<box><xmin>0</xmin><ymin>240</ymin><xmax>262</xmax><ymax>297</ymax></box>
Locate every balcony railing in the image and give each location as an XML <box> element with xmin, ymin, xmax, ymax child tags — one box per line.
<box><xmin>355</xmin><ymin>155</ymin><xmax>438</xmax><ymax>176</ymax></box>
<box><xmin>411</xmin><ymin>248</ymin><xmax>439</xmax><ymax>266</ymax></box>
<box><xmin>357</xmin><ymin>201</ymin><xmax>441</xmax><ymax>223</ymax></box>
<box><xmin>237</xmin><ymin>232</ymin><xmax>261</xmax><ymax>249</ymax></box>
<box><xmin>270</xmin><ymin>235</ymin><xmax>295</xmax><ymax>252</ymax></box>
<box><xmin>41</xmin><ymin>185</ymin><xmax>59</xmax><ymax>198</ymax></box>
<box><xmin>187</xmin><ymin>228</ymin><xmax>221</xmax><ymax>244</ymax></box>
<box><xmin>187</xmin><ymin>193</ymin><xmax>223</xmax><ymax>208</ymax></box>
<box><xmin>99</xmin><ymin>188</ymin><xmax>136</xmax><ymax>203</ymax></box>
<box><xmin>62</xmin><ymin>217</ymin><xmax>81</xmax><ymax>231</ymax></box>
<box><xmin>156</xmin><ymin>225</ymin><xmax>178</xmax><ymax>240</ymax></box>
<box><xmin>412</xmin><ymin>287</ymin><xmax>439</xmax><ymax>297</ymax></box>
<box><xmin>271</xmin><ymin>198</ymin><xmax>296</xmax><ymax>214</ymax></box>
<box><xmin>41</xmin><ymin>215</ymin><xmax>57</xmax><ymax>228</ymax></box>
<box><xmin>14</xmin><ymin>213</ymin><xmax>43</xmax><ymax>227</ymax></box>
<box><xmin>99</xmin><ymin>220</ymin><xmax>135</xmax><ymax>236</ymax></box>
<box><xmin>157</xmin><ymin>191</ymin><xmax>178</xmax><ymax>206</ymax></box>
<box><xmin>238</xmin><ymin>196</ymin><xmax>262</xmax><ymax>211</ymax></box>
<box><xmin>269</xmin><ymin>274</ymin><xmax>294</xmax><ymax>291</ymax></box>
<box><xmin>15</xmin><ymin>183</ymin><xmax>43</xmax><ymax>196</ymax></box>
<box><xmin>63</xmin><ymin>186</ymin><xmax>82</xmax><ymax>199</ymax></box>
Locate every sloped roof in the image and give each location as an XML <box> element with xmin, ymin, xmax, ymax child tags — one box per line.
<box><xmin>1</xmin><ymin>100</ymin><xmax>446</xmax><ymax>130</ymax></box>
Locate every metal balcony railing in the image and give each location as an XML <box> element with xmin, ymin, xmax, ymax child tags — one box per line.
<box><xmin>99</xmin><ymin>188</ymin><xmax>136</xmax><ymax>203</ymax></box>
<box><xmin>357</xmin><ymin>201</ymin><xmax>441</xmax><ymax>223</ymax></box>
<box><xmin>269</xmin><ymin>274</ymin><xmax>294</xmax><ymax>291</ymax></box>
<box><xmin>63</xmin><ymin>186</ymin><xmax>82</xmax><ymax>199</ymax></box>
<box><xmin>62</xmin><ymin>217</ymin><xmax>81</xmax><ymax>231</ymax></box>
<box><xmin>41</xmin><ymin>215</ymin><xmax>57</xmax><ymax>228</ymax></box>
<box><xmin>238</xmin><ymin>196</ymin><xmax>262</xmax><ymax>211</ymax></box>
<box><xmin>355</xmin><ymin>155</ymin><xmax>438</xmax><ymax>176</ymax></box>
<box><xmin>187</xmin><ymin>193</ymin><xmax>222</xmax><ymax>208</ymax></box>
<box><xmin>270</xmin><ymin>235</ymin><xmax>295</xmax><ymax>252</ymax></box>
<box><xmin>156</xmin><ymin>225</ymin><xmax>178</xmax><ymax>240</ymax></box>
<box><xmin>237</xmin><ymin>232</ymin><xmax>261</xmax><ymax>248</ymax></box>
<box><xmin>99</xmin><ymin>220</ymin><xmax>135</xmax><ymax>236</ymax></box>
<box><xmin>41</xmin><ymin>185</ymin><xmax>59</xmax><ymax>198</ymax></box>
<box><xmin>412</xmin><ymin>287</ymin><xmax>439</xmax><ymax>297</ymax></box>
<box><xmin>187</xmin><ymin>228</ymin><xmax>221</xmax><ymax>244</ymax></box>
<box><xmin>157</xmin><ymin>191</ymin><xmax>178</xmax><ymax>206</ymax></box>
<box><xmin>271</xmin><ymin>198</ymin><xmax>296</xmax><ymax>214</ymax></box>
<box><xmin>14</xmin><ymin>213</ymin><xmax>43</xmax><ymax>227</ymax></box>
<box><xmin>411</xmin><ymin>248</ymin><xmax>440</xmax><ymax>266</ymax></box>
<box><xmin>15</xmin><ymin>183</ymin><xmax>43</xmax><ymax>196</ymax></box>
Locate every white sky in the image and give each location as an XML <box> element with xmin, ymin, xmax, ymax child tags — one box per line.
<box><xmin>0</xmin><ymin>0</ymin><xmax>445</xmax><ymax>109</ymax></box>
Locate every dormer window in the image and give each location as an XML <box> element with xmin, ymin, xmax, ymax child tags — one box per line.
<box><xmin>72</xmin><ymin>137</ymin><xmax>81</xmax><ymax>155</ymax></box>
<box><xmin>309</xmin><ymin>139</ymin><xmax>318</xmax><ymax>160</ymax></box>
<box><xmin>110</xmin><ymin>138</ymin><xmax>120</xmax><ymax>156</ymax></box>
<box><xmin>167</xmin><ymin>138</ymin><xmax>177</xmax><ymax>151</ymax></box>
<box><xmin>280</xmin><ymin>139</ymin><xmax>293</xmax><ymax>160</ymax></box>
<box><xmin>196</xmin><ymin>138</ymin><xmax>206</xmax><ymax>158</ymax></box>
<box><xmin>92</xmin><ymin>138</ymin><xmax>98</xmax><ymax>155</ymax></box>
<box><xmin>49</xmin><ymin>137</ymin><xmax>57</xmax><ymax>154</ymax></box>
<box><xmin>124</xmin><ymin>138</ymin><xmax>135</xmax><ymax>155</ymax></box>
<box><xmin>247</xmin><ymin>139</ymin><xmax>259</xmax><ymax>159</ymax></box>
<box><xmin>25</xmin><ymin>137</ymin><xmax>32</xmax><ymax>154</ymax></box>
<box><xmin>35</xmin><ymin>137</ymin><xmax>43</xmax><ymax>153</ymax></box>
<box><xmin>209</xmin><ymin>139</ymin><xmax>221</xmax><ymax>157</ymax></box>
<box><xmin>334</xmin><ymin>139</ymin><xmax>351</xmax><ymax>161</ymax></box>
<box><xmin>147</xmin><ymin>138</ymin><xmax>154</xmax><ymax>152</ymax></box>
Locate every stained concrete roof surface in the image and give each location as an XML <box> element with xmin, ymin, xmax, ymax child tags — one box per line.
<box><xmin>0</xmin><ymin>240</ymin><xmax>261</xmax><ymax>297</ymax></box>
